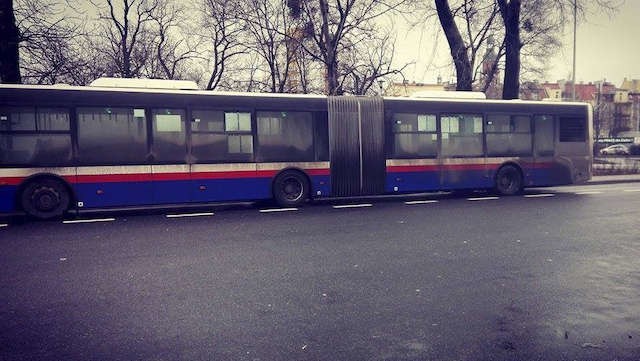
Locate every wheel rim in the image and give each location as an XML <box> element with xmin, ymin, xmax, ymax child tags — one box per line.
<box><xmin>31</xmin><ymin>186</ymin><xmax>60</xmax><ymax>212</ymax></box>
<box><xmin>498</xmin><ymin>169</ymin><xmax>519</xmax><ymax>194</ymax></box>
<box><xmin>282</xmin><ymin>177</ymin><xmax>303</xmax><ymax>202</ymax></box>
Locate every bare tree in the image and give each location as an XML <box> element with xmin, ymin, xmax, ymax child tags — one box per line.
<box><xmin>13</xmin><ymin>0</ymin><xmax>89</xmax><ymax>84</ymax></box>
<box><xmin>434</xmin><ymin>0</ymin><xmax>620</xmax><ymax>99</ymax></box>
<box><xmin>238</xmin><ymin>0</ymin><xmax>295</xmax><ymax>92</ymax></box>
<box><xmin>199</xmin><ymin>0</ymin><xmax>246</xmax><ymax>90</ymax></box>
<box><xmin>146</xmin><ymin>0</ymin><xmax>199</xmax><ymax>79</ymax></box>
<box><xmin>91</xmin><ymin>0</ymin><xmax>157</xmax><ymax>78</ymax></box>
<box><xmin>496</xmin><ymin>0</ymin><xmax>520</xmax><ymax>99</ymax></box>
<box><xmin>288</xmin><ymin>0</ymin><xmax>410</xmax><ymax>95</ymax></box>
<box><xmin>0</xmin><ymin>0</ymin><xmax>21</xmax><ymax>83</ymax></box>
<box><xmin>434</xmin><ymin>0</ymin><xmax>473</xmax><ymax>90</ymax></box>
<box><xmin>340</xmin><ymin>32</ymin><xmax>409</xmax><ymax>95</ymax></box>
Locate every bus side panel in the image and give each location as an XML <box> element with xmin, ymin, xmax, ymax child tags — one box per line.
<box><xmin>190</xmin><ymin>177</ymin><xmax>271</xmax><ymax>202</ymax></box>
<box><xmin>309</xmin><ymin>174</ymin><xmax>331</xmax><ymax>198</ymax></box>
<box><xmin>74</xmin><ymin>181</ymin><xmax>154</xmax><ymax>208</ymax></box>
<box><xmin>191</xmin><ymin>164</ymin><xmax>266</xmax><ymax>203</ymax></box>
<box><xmin>152</xmin><ymin>165</ymin><xmax>191</xmax><ymax>204</ymax></box>
<box><xmin>75</xmin><ymin>166</ymin><xmax>154</xmax><ymax>208</ymax></box>
<box><xmin>0</xmin><ymin>185</ymin><xmax>17</xmax><ymax>212</ymax></box>
<box><xmin>523</xmin><ymin>161</ymin><xmax>572</xmax><ymax>187</ymax></box>
<box><xmin>441</xmin><ymin>160</ymin><xmax>493</xmax><ymax>190</ymax></box>
<box><xmin>385</xmin><ymin>160</ymin><xmax>439</xmax><ymax>193</ymax></box>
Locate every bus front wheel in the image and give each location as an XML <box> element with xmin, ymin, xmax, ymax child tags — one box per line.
<box><xmin>494</xmin><ymin>165</ymin><xmax>523</xmax><ymax>196</ymax></box>
<box><xmin>20</xmin><ymin>178</ymin><xmax>70</xmax><ymax>219</ymax></box>
<box><xmin>273</xmin><ymin>170</ymin><xmax>309</xmax><ymax>208</ymax></box>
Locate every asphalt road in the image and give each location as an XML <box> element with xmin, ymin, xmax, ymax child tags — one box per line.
<box><xmin>1</xmin><ymin>182</ymin><xmax>640</xmax><ymax>361</ymax></box>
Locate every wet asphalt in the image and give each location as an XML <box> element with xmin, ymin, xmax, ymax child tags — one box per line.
<box><xmin>1</xmin><ymin>182</ymin><xmax>639</xmax><ymax>361</ymax></box>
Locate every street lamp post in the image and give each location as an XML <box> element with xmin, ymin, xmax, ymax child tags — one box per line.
<box><xmin>572</xmin><ymin>0</ymin><xmax>577</xmax><ymax>100</ymax></box>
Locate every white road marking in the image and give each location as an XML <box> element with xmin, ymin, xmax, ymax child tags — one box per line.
<box><xmin>623</xmin><ymin>189</ymin><xmax>640</xmax><ymax>192</ymax></box>
<box><xmin>467</xmin><ymin>197</ymin><xmax>499</xmax><ymax>201</ymax></box>
<box><xmin>333</xmin><ymin>204</ymin><xmax>373</xmax><ymax>209</ymax></box>
<box><xmin>524</xmin><ymin>194</ymin><xmax>555</xmax><ymax>198</ymax></box>
<box><xmin>259</xmin><ymin>208</ymin><xmax>298</xmax><ymax>213</ymax></box>
<box><xmin>575</xmin><ymin>191</ymin><xmax>603</xmax><ymax>195</ymax></box>
<box><xmin>166</xmin><ymin>212</ymin><xmax>214</xmax><ymax>218</ymax></box>
<box><xmin>0</xmin><ymin>224</ymin><xmax>8</xmax><ymax>228</ymax></box>
<box><xmin>405</xmin><ymin>200</ymin><xmax>439</xmax><ymax>205</ymax></box>
<box><xmin>63</xmin><ymin>218</ymin><xmax>115</xmax><ymax>224</ymax></box>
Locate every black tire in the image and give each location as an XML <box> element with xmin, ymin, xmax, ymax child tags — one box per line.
<box><xmin>20</xmin><ymin>178</ymin><xmax>70</xmax><ymax>219</ymax></box>
<box><xmin>273</xmin><ymin>170</ymin><xmax>309</xmax><ymax>207</ymax></box>
<box><xmin>494</xmin><ymin>165</ymin><xmax>523</xmax><ymax>196</ymax></box>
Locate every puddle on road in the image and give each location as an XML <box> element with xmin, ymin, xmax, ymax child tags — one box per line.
<box><xmin>544</xmin><ymin>245</ymin><xmax>640</xmax><ymax>353</ymax></box>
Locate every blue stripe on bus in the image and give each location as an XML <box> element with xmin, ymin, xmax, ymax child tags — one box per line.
<box><xmin>385</xmin><ymin>171</ymin><xmax>440</xmax><ymax>193</ymax></box>
<box><xmin>72</xmin><ymin>175</ymin><xmax>332</xmax><ymax>209</ymax></box>
<box><xmin>0</xmin><ymin>186</ymin><xmax>16</xmax><ymax>212</ymax></box>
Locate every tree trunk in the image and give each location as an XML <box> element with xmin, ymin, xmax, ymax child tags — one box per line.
<box><xmin>498</xmin><ymin>0</ymin><xmax>521</xmax><ymax>99</ymax></box>
<box><xmin>0</xmin><ymin>0</ymin><xmax>22</xmax><ymax>83</ymax></box>
<box><xmin>435</xmin><ymin>0</ymin><xmax>472</xmax><ymax>91</ymax></box>
<box><xmin>318</xmin><ymin>0</ymin><xmax>341</xmax><ymax>95</ymax></box>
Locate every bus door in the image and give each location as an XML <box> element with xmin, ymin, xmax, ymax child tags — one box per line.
<box><xmin>328</xmin><ymin>96</ymin><xmax>385</xmax><ymax>197</ymax></box>
<box><xmin>439</xmin><ymin>114</ymin><xmax>488</xmax><ymax>190</ymax></box>
<box><xmin>150</xmin><ymin>108</ymin><xmax>192</xmax><ymax>204</ymax></box>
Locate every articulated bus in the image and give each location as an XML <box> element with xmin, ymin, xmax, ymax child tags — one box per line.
<box><xmin>0</xmin><ymin>80</ymin><xmax>592</xmax><ymax>219</ymax></box>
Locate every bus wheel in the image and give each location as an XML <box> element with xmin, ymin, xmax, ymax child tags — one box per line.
<box><xmin>494</xmin><ymin>165</ymin><xmax>523</xmax><ymax>196</ymax></box>
<box><xmin>273</xmin><ymin>170</ymin><xmax>309</xmax><ymax>207</ymax></box>
<box><xmin>20</xmin><ymin>178</ymin><xmax>70</xmax><ymax>220</ymax></box>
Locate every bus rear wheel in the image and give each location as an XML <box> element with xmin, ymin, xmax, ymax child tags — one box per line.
<box><xmin>20</xmin><ymin>178</ymin><xmax>70</xmax><ymax>220</ymax></box>
<box><xmin>273</xmin><ymin>170</ymin><xmax>309</xmax><ymax>208</ymax></box>
<box><xmin>494</xmin><ymin>165</ymin><xmax>523</xmax><ymax>196</ymax></box>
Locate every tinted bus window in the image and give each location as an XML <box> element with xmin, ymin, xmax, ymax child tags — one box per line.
<box><xmin>486</xmin><ymin>114</ymin><xmax>532</xmax><ymax>156</ymax></box>
<box><xmin>0</xmin><ymin>107</ymin><xmax>70</xmax><ymax>131</ymax></box>
<box><xmin>391</xmin><ymin>113</ymin><xmax>438</xmax><ymax>158</ymax></box>
<box><xmin>257</xmin><ymin>111</ymin><xmax>313</xmax><ymax>161</ymax></box>
<box><xmin>190</xmin><ymin>110</ymin><xmax>253</xmax><ymax>162</ymax></box>
<box><xmin>1</xmin><ymin>134</ymin><xmax>72</xmax><ymax>165</ymax></box>
<box><xmin>152</xmin><ymin>108</ymin><xmax>187</xmax><ymax>163</ymax></box>
<box><xmin>534</xmin><ymin>115</ymin><xmax>554</xmax><ymax>156</ymax></box>
<box><xmin>559</xmin><ymin>117</ymin><xmax>586</xmax><ymax>142</ymax></box>
<box><xmin>77</xmin><ymin>107</ymin><xmax>148</xmax><ymax>164</ymax></box>
<box><xmin>441</xmin><ymin>114</ymin><xmax>483</xmax><ymax>157</ymax></box>
<box><xmin>0</xmin><ymin>107</ymin><xmax>72</xmax><ymax>165</ymax></box>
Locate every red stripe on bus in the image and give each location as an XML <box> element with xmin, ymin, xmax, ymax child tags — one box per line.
<box><xmin>388</xmin><ymin>162</ymin><xmax>556</xmax><ymax>173</ymax></box>
<box><xmin>305</xmin><ymin>168</ymin><xmax>331</xmax><ymax>176</ymax></box>
<box><xmin>388</xmin><ymin>164</ymin><xmax>495</xmax><ymax>172</ymax></box>
<box><xmin>386</xmin><ymin>165</ymin><xmax>439</xmax><ymax>173</ymax></box>
<box><xmin>0</xmin><ymin>177</ymin><xmax>23</xmax><ymax>186</ymax></box>
<box><xmin>71</xmin><ymin>168</ymin><xmax>331</xmax><ymax>184</ymax></box>
<box><xmin>75</xmin><ymin>174</ymin><xmax>151</xmax><ymax>183</ymax></box>
<box><xmin>1</xmin><ymin>176</ymin><xmax>76</xmax><ymax>186</ymax></box>
<box><xmin>151</xmin><ymin>173</ymin><xmax>191</xmax><ymax>181</ymax></box>
<box><xmin>523</xmin><ymin>162</ymin><xmax>555</xmax><ymax>169</ymax></box>
<box><xmin>192</xmin><ymin>171</ymin><xmax>260</xmax><ymax>180</ymax></box>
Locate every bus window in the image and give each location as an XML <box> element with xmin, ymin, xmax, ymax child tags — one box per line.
<box><xmin>152</xmin><ymin>108</ymin><xmax>187</xmax><ymax>163</ymax></box>
<box><xmin>257</xmin><ymin>111</ymin><xmax>313</xmax><ymax>162</ymax></box>
<box><xmin>440</xmin><ymin>114</ymin><xmax>483</xmax><ymax>157</ymax></box>
<box><xmin>486</xmin><ymin>114</ymin><xmax>532</xmax><ymax>156</ymax></box>
<box><xmin>559</xmin><ymin>117</ymin><xmax>586</xmax><ymax>142</ymax></box>
<box><xmin>190</xmin><ymin>110</ymin><xmax>253</xmax><ymax>162</ymax></box>
<box><xmin>534</xmin><ymin>115</ymin><xmax>554</xmax><ymax>156</ymax></box>
<box><xmin>77</xmin><ymin>107</ymin><xmax>148</xmax><ymax>164</ymax></box>
<box><xmin>0</xmin><ymin>107</ymin><xmax>72</xmax><ymax>165</ymax></box>
<box><xmin>391</xmin><ymin>113</ymin><xmax>437</xmax><ymax>158</ymax></box>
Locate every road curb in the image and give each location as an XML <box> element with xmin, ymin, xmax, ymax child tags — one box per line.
<box><xmin>588</xmin><ymin>177</ymin><xmax>640</xmax><ymax>185</ymax></box>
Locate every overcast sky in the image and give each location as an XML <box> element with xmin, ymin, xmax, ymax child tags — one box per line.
<box><xmin>394</xmin><ymin>0</ymin><xmax>640</xmax><ymax>87</ymax></box>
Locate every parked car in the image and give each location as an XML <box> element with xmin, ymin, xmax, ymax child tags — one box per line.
<box><xmin>599</xmin><ymin>144</ymin><xmax>630</xmax><ymax>155</ymax></box>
